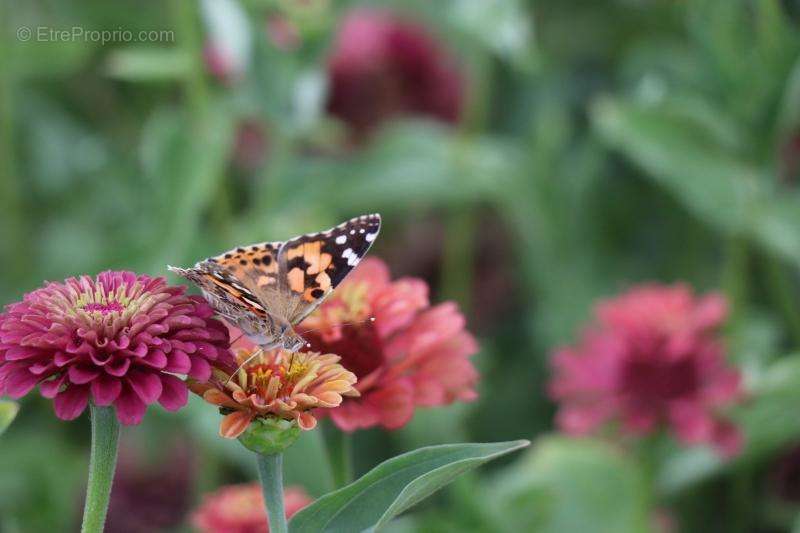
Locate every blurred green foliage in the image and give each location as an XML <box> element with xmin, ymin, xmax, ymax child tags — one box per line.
<box><xmin>3</xmin><ymin>0</ymin><xmax>800</xmax><ymax>531</ymax></box>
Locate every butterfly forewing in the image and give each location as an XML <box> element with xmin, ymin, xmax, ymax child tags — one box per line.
<box><xmin>278</xmin><ymin>213</ymin><xmax>381</xmax><ymax>325</ymax></box>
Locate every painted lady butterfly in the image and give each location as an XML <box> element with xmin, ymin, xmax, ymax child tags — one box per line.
<box><xmin>169</xmin><ymin>214</ymin><xmax>381</xmax><ymax>351</ymax></box>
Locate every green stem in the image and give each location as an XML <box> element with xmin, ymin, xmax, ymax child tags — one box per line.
<box><xmin>321</xmin><ymin>419</ymin><xmax>352</xmax><ymax>488</ymax></box>
<box><xmin>256</xmin><ymin>453</ymin><xmax>288</xmax><ymax>533</ymax></box>
<box><xmin>80</xmin><ymin>405</ymin><xmax>120</xmax><ymax>533</ymax></box>
<box><xmin>172</xmin><ymin>0</ymin><xmax>209</xmax><ymax>118</ymax></box>
<box><xmin>440</xmin><ymin>207</ymin><xmax>477</xmax><ymax>314</ymax></box>
<box><xmin>721</xmin><ymin>236</ymin><xmax>748</xmax><ymax>327</ymax></box>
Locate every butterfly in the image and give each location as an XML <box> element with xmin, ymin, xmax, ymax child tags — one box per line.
<box><xmin>169</xmin><ymin>214</ymin><xmax>381</xmax><ymax>351</ymax></box>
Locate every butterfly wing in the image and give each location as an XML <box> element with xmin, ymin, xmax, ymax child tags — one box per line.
<box><xmin>207</xmin><ymin>240</ymin><xmax>283</xmax><ymax>299</ymax></box>
<box><xmin>277</xmin><ymin>213</ymin><xmax>381</xmax><ymax>325</ymax></box>
<box><xmin>169</xmin><ymin>213</ymin><xmax>381</xmax><ymax>340</ymax></box>
<box><xmin>168</xmin><ymin>241</ymin><xmax>288</xmax><ymax>340</ymax></box>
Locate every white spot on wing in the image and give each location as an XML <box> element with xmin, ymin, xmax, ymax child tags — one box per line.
<box><xmin>365</xmin><ymin>232</ymin><xmax>377</xmax><ymax>242</ymax></box>
<box><xmin>342</xmin><ymin>247</ymin><xmax>360</xmax><ymax>266</ymax></box>
<box><xmin>335</xmin><ymin>235</ymin><xmax>347</xmax><ymax>245</ymax></box>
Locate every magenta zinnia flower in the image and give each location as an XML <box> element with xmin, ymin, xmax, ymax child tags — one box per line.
<box><xmin>549</xmin><ymin>283</ymin><xmax>744</xmax><ymax>456</ymax></box>
<box><xmin>0</xmin><ymin>271</ymin><xmax>232</xmax><ymax>425</ymax></box>
<box><xmin>326</xmin><ymin>9</ymin><xmax>464</xmax><ymax>139</ymax></box>
<box><xmin>298</xmin><ymin>258</ymin><xmax>479</xmax><ymax>432</ymax></box>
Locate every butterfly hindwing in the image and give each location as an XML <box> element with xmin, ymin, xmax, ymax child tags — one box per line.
<box><xmin>204</xmin><ymin>240</ymin><xmax>292</xmax><ymax>316</ymax></box>
<box><xmin>278</xmin><ymin>213</ymin><xmax>381</xmax><ymax>324</ymax></box>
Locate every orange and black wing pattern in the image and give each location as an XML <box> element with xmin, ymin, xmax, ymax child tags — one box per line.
<box><xmin>279</xmin><ymin>214</ymin><xmax>381</xmax><ymax>324</ymax></box>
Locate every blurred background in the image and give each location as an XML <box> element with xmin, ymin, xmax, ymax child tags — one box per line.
<box><xmin>3</xmin><ymin>0</ymin><xmax>800</xmax><ymax>531</ymax></box>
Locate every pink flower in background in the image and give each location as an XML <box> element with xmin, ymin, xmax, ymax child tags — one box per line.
<box><xmin>298</xmin><ymin>258</ymin><xmax>478</xmax><ymax>432</ymax></box>
<box><xmin>192</xmin><ymin>483</ymin><xmax>311</xmax><ymax>533</ymax></box>
<box><xmin>326</xmin><ymin>9</ymin><xmax>464</xmax><ymax>139</ymax></box>
<box><xmin>204</xmin><ymin>42</ymin><xmax>240</xmax><ymax>84</ymax></box>
<box><xmin>266</xmin><ymin>15</ymin><xmax>300</xmax><ymax>51</ymax></box>
<box><xmin>0</xmin><ymin>271</ymin><xmax>232</xmax><ymax>425</ymax></box>
<box><xmin>549</xmin><ymin>284</ymin><xmax>743</xmax><ymax>456</ymax></box>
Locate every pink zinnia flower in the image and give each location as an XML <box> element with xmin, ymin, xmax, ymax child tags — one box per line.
<box><xmin>298</xmin><ymin>257</ymin><xmax>479</xmax><ymax>432</ymax></box>
<box><xmin>326</xmin><ymin>9</ymin><xmax>464</xmax><ymax>139</ymax></box>
<box><xmin>0</xmin><ymin>271</ymin><xmax>232</xmax><ymax>425</ymax></box>
<box><xmin>549</xmin><ymin>283</ymin><xmax>744</xmax><ymax>456</ymax></box>
<box><xmin>192</xmin><ymin>483</ymin><xmax>311</xmax><ymax>533</ymax></box>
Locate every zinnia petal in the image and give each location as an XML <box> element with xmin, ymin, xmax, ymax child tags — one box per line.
<box><xmin>115</xmin><ymin>385</ymin><xmax>148</xmax><ymax>425</ymax></box>
<box><xmin>159</xmin><ymin>373</ymin><xmax>189</xmax><ymax>411</ymax></box>
<box><xmin>91</xmin><ymin>374</ymin><xmax>123</xmax><ymax>406</ymax></box>
<box><xmin>3</xmin><ymin>367</ymin><xmax>41</xmax><ymax>398</ymax></box>
<box><xmin>220</xmin><ymin>411</ymin><xmax>253</xmax><ymax>439</ymax></box>
<box><xmin>53</xmin><ymin>385</ymin><xmax>90</xmax><ymax>420</ymax></box>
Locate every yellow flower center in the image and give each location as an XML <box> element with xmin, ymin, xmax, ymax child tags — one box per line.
<box><xmin>247</xmin><ymin>364</ymin><xmax>282</xmax><ymax>390</ymax></box>
<box><xmin>288</xmin><ymin>361</ymin><xmax>308</xmax><ymax>380</ymax></box>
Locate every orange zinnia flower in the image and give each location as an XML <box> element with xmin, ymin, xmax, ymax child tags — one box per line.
<box><xmin>190</xmin><ymin>343</ymin><xmax>359</xmax><ymax>439</ymax></box>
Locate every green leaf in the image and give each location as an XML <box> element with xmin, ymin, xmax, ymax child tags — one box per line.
<box><xmin>0</xmin><ymin>402</ymin><xmax>18</xmax><ymax>436</ymax></box>
<box><xmin>592</xmin><ymin>97</ymin><xmax>800</xmax><ymax>266</ymax></box>
<box><xmin>288</xmin><ymin>440</ymin><xmax>529</xmax><ymax>533</ymax></box>
<box><xmin>485</xmin><ymin>436</ymin><xmax>651</xmax><ymax>533</ymax></box>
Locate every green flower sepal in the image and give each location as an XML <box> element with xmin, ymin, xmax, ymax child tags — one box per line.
<box><xmin>238</xmin><ymin>417</ymin><xmax>301</xmax><ymax>455</ymax></box>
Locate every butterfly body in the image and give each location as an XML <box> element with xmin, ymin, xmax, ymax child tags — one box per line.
<box><xmin>169</xmin><ymin>214</ymin><xmax>381</xmax><ymax>350</ymax></box>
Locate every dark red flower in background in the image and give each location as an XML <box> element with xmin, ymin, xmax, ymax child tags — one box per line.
<box><xmin>768</xmin><ymin>442</ymin><xmax>800</xmax><ymax>504</ymax></box>
<box><xmin>298</xmin><ymin>258</ymin><xmax>478</xmax><ymax>431</ymax></box>
<box><xmin>326</xmin><ymin>9</ymin><xmax>464</xmax><ymax>139</ymax></box>
<box><xmin>778</xmin><ymin>129</ymin><xmax>800</xmax><ymax>185</ymax></box>
<box><xmin>192</xmin><ymin>483</ymin><xmax>311</xmax><ymax>533</ymax></box>
<box><xmin>104</xmin><ymin>441</ymin><xmax>195</xmax><ymax>533</ymax></box>
<box><xmin>231</xmin><ymin>119</ymin><xmax>269</xmax><ymax>172</ymax></box>
<box><xmin>0</xmin><ymin>271</ymin><xmax>232</xmax><ymax>425</ymax></box>
<box><xmin>549</xmin><ymin>284</ymin><xmax>743</xmax><ymax>456</ymax></box>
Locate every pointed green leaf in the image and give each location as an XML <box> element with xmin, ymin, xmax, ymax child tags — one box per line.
<box><xmin>0</xmin><ymin>401</ymin><xmax>19</xmax><ymax>436</ymax></box>
<box><xmin>289</xmin><ymin>440</ymin><xmax>529</xmax><ymax>533</ymax></box>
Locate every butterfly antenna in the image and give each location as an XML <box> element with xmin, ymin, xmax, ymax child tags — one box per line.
<box><xmin>225</xmin><ymin>347</ymin><xmax>264</xmax><ymax>386</ymax></box>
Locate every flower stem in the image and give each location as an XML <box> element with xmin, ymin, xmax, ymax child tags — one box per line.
<box><xmin>80</xmin><ymin>405</ymin><xmax>120</xmax><ymax>533</ymax></box>
<box><xmin>256</xmin><ymin>452</ymin><xmax>288</xmax><ymax>533</ymax></box>
<box><xmin>321</xmin><ymin>419</ymin><xmax>352</xmax><ymax>488</ymax></box>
